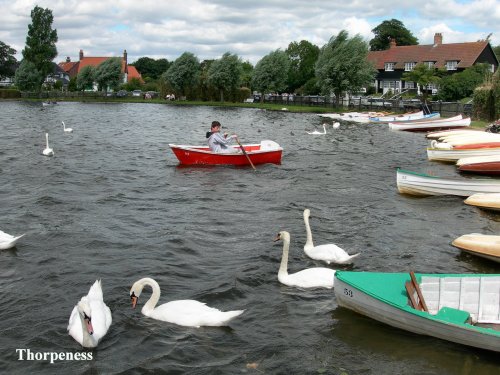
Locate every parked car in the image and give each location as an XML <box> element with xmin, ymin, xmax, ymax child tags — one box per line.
<box><xmin>132</xmin><ymin>90</ymin><xmax>142</xmax><ymax>97</ymax></box>
<box><xmin>117</xmin><ymin>90</ymin><xmax>128</xmax><ymax>97</ymax></box>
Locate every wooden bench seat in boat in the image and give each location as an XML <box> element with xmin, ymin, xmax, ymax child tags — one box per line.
<box><xmin>420</xmin><ymin>276</ymin><xmax>500</xmax><ymax>324</ymax></box>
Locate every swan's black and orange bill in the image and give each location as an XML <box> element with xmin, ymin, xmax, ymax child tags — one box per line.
<box><xmin>273</xmin><ymin>233</ymin><xmax>282</xmax><ymax>242</ymax></box>
<box><xmin>130</xmin><ymin>291</ymin><xmax>138</xmax><ymax>309</ymax></box>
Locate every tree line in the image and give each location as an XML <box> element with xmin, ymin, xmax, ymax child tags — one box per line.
<box><xmin>1</xmin><ymin>8</ymin><xmax>499</xmax><ymax>103</ymax></box>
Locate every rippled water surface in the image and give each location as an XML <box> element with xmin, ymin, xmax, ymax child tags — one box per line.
<box><xmin>1</xmin><ymin>101</ymin><xmax>500</xmax><ymax>374</ymax></box>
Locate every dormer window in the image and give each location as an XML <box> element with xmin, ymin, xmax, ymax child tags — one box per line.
<box><xmin>404</xmin><ymin>62</ymin><xmax>416</xmax><ymax>71</ymax></box>
<box><xmin>424</xmin><ymin>61</ymin><xmax>435</xmax><ymax>69</ymax></box>
<box><xmin>384</xmin><ymin>62</ymin><xmax>395</xmax><ymax>71</ymax></box>
<box><xmin>446</xmin><ymin>60</ymin><xmax>458</xmax><ymax>70</ymax></box>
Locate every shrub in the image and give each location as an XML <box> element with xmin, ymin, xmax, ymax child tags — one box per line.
<box><xmin>0</xmin><ymin>89</ymin><xmax>21</xmax><ymax>98</ymax></box>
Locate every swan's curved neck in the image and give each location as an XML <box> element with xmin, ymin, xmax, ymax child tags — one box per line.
<box><xmin>78</xmin><ymin>309</ymin><xmax>96</xmax><ymax>347</ymax></box>
<box><xmin>45</xmin><ymin>134</ymin><xmax>49</xmax><ymax>148</ymax></box>
<box><xmin>139</xmin><ymin>278</ymin><xmax>161</xmax><ymax>313</ymax></box>
<box><xmin>304</xmin><ymin>215</ymin><xmax>314</xmax><ymax>249</ymax></box>
<box><xmin>279</xmin><ymin>235</ymin><xmax>290</xmax><ymax>276</ymax></box>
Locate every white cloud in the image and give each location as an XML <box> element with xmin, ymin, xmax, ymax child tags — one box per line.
<box><xmin>0</xmin><ymin>0</ymin><xmax>498</xmax><ymax>64</ymax></box>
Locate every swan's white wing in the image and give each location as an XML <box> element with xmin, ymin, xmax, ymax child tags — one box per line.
<box><xmin>67</xmin><ymin>305</ymin><xmax>83</xmax><ymax>345</ymax></box>
<box><xmin>149</xmin><ymin>300</ymin><xmax>242</xmax><ymax>327</ymax></box>
<box><xmin>306</xmin><ymin>243</ymin><xmax>351</xmax><ymax>263</ymax></box>
<box><xmin>0</xmin><ymin>232</ymin><xmax>24</xmax><ymax>250</ymax></box>
<box><xmin>283</xmin><ymin>268</ymin><xmax>335</xmax><ymax>288</ymax></box>
<box><xmin>87</xmin><ymin>280</ymin><xmax>103</xmax><ymax>301</ymax></box>
<box><xmin>88</xmin><ymin>298</ymin><xmax>112</xmax><ymax>341</ymax></box>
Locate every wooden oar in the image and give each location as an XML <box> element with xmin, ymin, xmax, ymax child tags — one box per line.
<box><xmin>236</xmin><ymin>137</ymin><xmax>256</xmax><ymax>170</ymax></box>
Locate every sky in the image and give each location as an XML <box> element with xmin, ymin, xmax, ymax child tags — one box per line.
<box><xmin>0</xmin><ymin>0</ymin><xmax>499</xmax><ymax>66</ymax></box>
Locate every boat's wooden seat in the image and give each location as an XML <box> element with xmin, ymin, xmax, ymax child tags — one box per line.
<box><xmin>405</xmin><ymin>272</ymin><xmax>428</xmax><ymax>312</ymax></box>
<box><xmin>420</xmin><ymin>276</ymin><xmax>500</xmax><ymax>324</ymax></box>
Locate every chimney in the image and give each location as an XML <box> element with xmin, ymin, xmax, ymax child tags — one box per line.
<box><xmin>434</xmin><ymin>33</ymin><xmax>443</xmax><ymax>46</ymax></box>
<box><xmin>79</xmin><ymin>49</ymin><xmax>84</xmax><ymax>60</ymax></box>
<box><xmin>389</xmin><ymin>38</ymin><xmax>397</xmax><ymax>48</ymax></box>
<box><xmin>123</xmin><ymin>49</ymin><xmax>128</xmax><ymax>74</ymax></box>
<box><xmin>66</xmin><ymin>56</ymin><xmax>71</xmax><ymax>62</ymax></box>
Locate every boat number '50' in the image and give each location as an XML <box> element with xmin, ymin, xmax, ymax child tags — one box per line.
<box><xmin>343</xmin><ymin>288</ymin><xmax>353</xmax><ymax>297</ymax></box>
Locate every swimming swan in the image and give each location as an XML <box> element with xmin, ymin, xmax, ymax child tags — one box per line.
<box><xmin>42</xmin><ymin>133</ymin><xmax>54</xmax><ymax>156</ymax></box>
<box><xmin>68</xmin><ymin>280</ymin><xmax>112</xmax><ymax>348</ymax></box>
<box><xmin>62</xmin><ymin>121</ymin><xmax>73</xmax><ymax>133</ymax></box>
<box><xmin>129</xmin><ymin>277</ymin><xmax>244</xmax><ymax>327</ymax></box>
<box><xmin>332</xmin><ymin>122</ymin><xmax>340</xmax><ymax>129</ymax></box>
<box><xmin>274</xmin><ymin>231</ymin><xmax>335</xmax><ymax>289</ymax></box>
<box><xmin>307</xmin><ymin>124</ymin><xmax>327</xmax><ymax>135</ymax></box>
<box><xmin>303</xmin><ymin>209</ymin><xmax>359</xmax><ymax>264</ymax></box>
<box><xmin>0</xmin><ymin>229</ymin><xmax>25</xmax><ymax>250</ymax></box>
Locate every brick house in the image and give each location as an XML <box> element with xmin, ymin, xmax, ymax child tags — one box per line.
<box><xmin>366</xmin><ymin>33</ymin><xmax>499</xmax><ymax>95</ymax></box>
<box><xmin>58</xmin><ymin>49</ymin><xmax>143</xmax><ymax>90</ymax></box>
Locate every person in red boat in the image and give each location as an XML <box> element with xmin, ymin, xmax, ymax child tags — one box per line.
<box><xmin>206</xmin><ymin>121</ymin><xmax>239</xmax><ymax>153</ymax></box>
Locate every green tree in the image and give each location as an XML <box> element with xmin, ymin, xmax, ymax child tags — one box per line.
<box><xmin>251</xmin><ymin>49</ymin><xmax>290</xmax><ymax>102</ymax></box>
<box><xmin>369</xmin><ymin>19</ymin><xmax>418</xmax><ymax>51</ymax></box>
<box><xmin>285</xmin><ymin>40</ymin><xmax>319</xmax><ymax>93</ymax></box>
<box><xmin>22</xmin><ymin>6</ymin><xmax>58</xmax><ymax>89</ymax></box>
<box><xmin>131</xmin><ymin>57</ymin><xmax>171</xmax><ymax>80</ymax></box>
<box><xmin>0</xmin><ymin>41</ymin><xmax>17</xmax><ymax>80</ymax></box>
<box><xmin>76</xmin><ymin>65</ymin><xmax>95</xmax><ymax>91</ymax></box>
<box><xmin>493</xmin><ymin>45</ymin><xmax>500</xmax><ymax>61</ymax></box>
<box><xmin>94</xmin><ymin>57</ymin><xmax>123</xmax><ymax>92</ymax></box>
<box><xmin>402</xmin><ymin>63</ymin><xmax>444</xmax><ymax>101</ymax></box>
<box><xmin>208</xmin><ymin>52</ymin><xmax>242</xmax><ymax>102</ymax></box>
<box><xmin>315</xmin><ymin>30</ymin><xmax>376</xmax><ymax>104</ymax></box>
<box><xmin>164</xmin><ymin>52</ymin><xmax>200</xmax><ymax>97</ymax></box>
<box><xmin>14</xmin><ymin>60</ymin><xmax>43</xmax><ymax>91</ymax></box>
<box><xmin>437</xmin><ymin>64</ymin><xmax>490</xmax><ymax>101</ymax></box>
<box><xmin>240</xmin><ymin>61</ymin><xmax>253</xmax><ymax>89</ymax></box>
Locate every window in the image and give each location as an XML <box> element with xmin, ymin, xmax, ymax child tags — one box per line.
<box><xmin>446</xmin><ymin>60</ymin><xmax>458</xmax><ymax>70</ymax></box>
<box><xmin>424</xmin><ymin>61</ymin><xmax>435</xmax><ymax>69</ymax></box>
<box><xmin>384</xmin><ymin>62</ymin><xmax>395</xmax><ymax>71</ymax></box>
<box><xmin>491</xmin><ymin>64</ymin><xmax>496</xmax><ymax>73</ymax></box>
<box><xmin>404</xmin><ymin>62</ymin><xmax>416</xmax><ymax>71</ymax></box>
<box><xmin>405</xmin><ymin>81</ymin><xmax>415</xmax><ymax>89</ymax></box>
<box><xmin>383</xmin><ymin>81</ymin><xmax>397</xmax><ymax>89</ymax></box>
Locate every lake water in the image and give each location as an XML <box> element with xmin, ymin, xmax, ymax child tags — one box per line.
<box><xmin>1</xmin><ymin>101</ymin><xmax>499</xmax><ymax>374</ymax></box>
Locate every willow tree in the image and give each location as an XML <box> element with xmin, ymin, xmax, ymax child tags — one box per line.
<box><xmin>94</xmin><ymin>58</ymin><xmax>123</xmax><ymax>92</ymax></box>
<box><xmin>22</xmin><ymin>6</ymin><xmax>58</xmax><ymax>89</ymax></box>
<box><xmin>315</xmin><ymin>30</ymin><xmax>376</xmax><ymax>104</ymax></box>
<box><xmin>164</xmin><ymin>52</ymin><xmax>200</xmax><ymax>98</ymax></box>
<box><xmin>251</xmin><ymin>49</ymin><xmax>290</xmax><ymax>102</ymax></box>
<box><xmin>208</xmin><ymin>52</ymin><xmax>242</xmax><ymax>102</ymax></box>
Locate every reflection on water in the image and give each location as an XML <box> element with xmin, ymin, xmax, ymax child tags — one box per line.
<box><xmin>0</xmin><ymin>101</ymin><xmax>499</xmax><ymax>374</ymax></box>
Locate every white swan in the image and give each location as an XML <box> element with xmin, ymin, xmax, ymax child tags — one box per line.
<box><xmin>0</xmin><ymin>229</ymin><xmax>25</xmax><ymax>250</ymax></box>
<box><xmin>129</xmin><ymin>277</ymin><xmax>244</xmax><ymax>327</ymax></box>
<box><xmin>430</xmin><ymin>139</ymin><xmax>452</xmax><ymax>150</ymax></box>
<box><xmin>303</xmin><ymin>209</ymin><xmax>359</xmax><ymax>264</ymax></box>
<box><xmin>274</xmin><ymin>231</ymin><xmax>335</xmax><ymax>289</ymax></box>
<box><xmin>332</xmin><ymin>122</ymin><xmax>340</xmax><ymax>129</ymax></box>
<box><xmin>307</xmin><ymin>124</ymin><xmax>327</xmax><ymax>135</ymax></box>
<box><xmin>42</xmin><ymin>133</ymin><xmax>54</xmax><ymax>156</ymax></box>
<box><xmin>68</xmin><ymin>280</ymin><xmax>112</xmax><ymax>348</ymax></box>
<box><xmin>62</xmin><ymin>121</ymin><xmax>73</xmax><ymax>133</ymax></box>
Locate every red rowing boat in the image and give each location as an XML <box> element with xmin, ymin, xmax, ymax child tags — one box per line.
<box><xmin>169</xmin><ymin>140</ymin><xmax>283</xmax><ymax>166</ymax></box>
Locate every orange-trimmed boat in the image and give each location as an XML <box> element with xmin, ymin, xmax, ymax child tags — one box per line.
<box><xmin>169</xmin><ymin>140</ymin><xmax>283</xmax><ymax>166</ymax></box>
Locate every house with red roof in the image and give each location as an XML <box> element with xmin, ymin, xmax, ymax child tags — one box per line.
<box><xmin>366</xmin><ymin>33</ymin><xmax>499</xmax><ymax>95</ymax></box>
<box><xmin>58</xmin><ymin>49</ymin><xmax>143</xmax><ymax>89</ymax></box>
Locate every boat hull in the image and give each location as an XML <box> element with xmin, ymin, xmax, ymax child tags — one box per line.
<box><xmin>464</xmin><ymin>193</ymin><xmax>500</xmax><ymax>211</ymax></box>
<box><xmin>459</xmin><ymin>161</ymin><xmax>500</xmax><ymax>175</ymax></box>
<box><xmin>169</xmin><ymin>142</ymin><xmax>283</xmax><ymax>166</ymax></box>
<box><xmin>427</xmin><ymin>147</ymin><xmax>500</xmax><ymax>162</ymax></box>
<box><xmin>397</xmin><ymin>168</ymin><xmax>500</xmax><ymax>196</ymax></box>
<box><xmin>335</xmin><ymin>271</ymin><xmax>500</xmax><ymax>352</ymax></box>
<box><xmin>452</xmin><ymin>234</ymin><xmax>500</xmax><ymax>263</ymax></box>
<box><xmin>389</xmin><ymin>117</ymin><xmax>470</xmax><ymax>132</ymax></box>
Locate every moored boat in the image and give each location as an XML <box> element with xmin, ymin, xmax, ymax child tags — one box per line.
<box><xmin>464</xmin><ymin>193</ymin><xmax>500</xmax><ymax>211</ymax></box>
<box><xmin>389</xmin><ymin>116</ymin><xmax>470</xmax><ymax>132</ymax></box>
<box><xmin>427</xmin><ymin>146</ymin><xmax>500</xmax><ymax>162</ymax></box>
<box><xmin>335</xmin><ymin>271</ymin><xmax>500</xmax><ymax>352</ymax></box>
<box><xmin>369</xmin><ymin>110</ymin><xmax>424</xmax><ymax>123</ymax></box>
<box><xmin>457</xmin><ymin>155</ymin><xmax>500</xmax><ymax>175</ymax></box>
<box><xmin>396</xmin><ymin>168</ymin><xmax>500</xmax><ymax>196</ymax></box>
<box><xmin>452</xmin><ymin>234</ymin><xmax>500</xmax><ymax>263</ymax></box>
<box><xmin>169</xmin><ymin>140</ymin><xmax>283</xmax><ymax>166</ymax></box>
